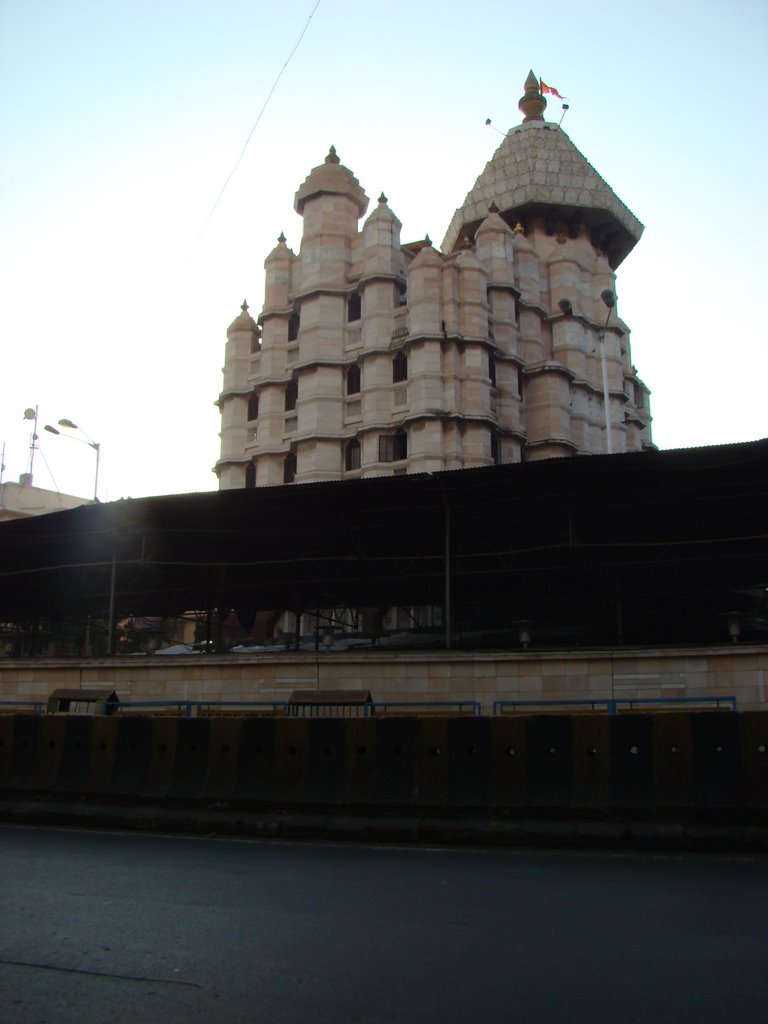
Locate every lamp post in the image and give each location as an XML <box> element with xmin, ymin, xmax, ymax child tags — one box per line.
<box><xmin>598</xmin><ymin>289</ymin><xmax>616</xmax><ymax>455</ymax></box>
<box><xmin>43</xmin><ymin>418</ymin><xmax>101</xmax><ymax>501</ymax></box>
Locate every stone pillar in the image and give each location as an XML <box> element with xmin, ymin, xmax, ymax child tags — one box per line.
<box><xmin>264</xmin><ymin>233</ymin><xmax>294</xmax><ymax>311</ymax></box>
<box><xmin>217</xmin><ymin>302</ymin><xmax>259</xmax><ymax>489</ymax></box>
<box><xmin>513</xmin><ymin>227</ymin><xmax>544</xmax><ymax>365</ymax></box>
<box><xmin>291</xmin><ymin>147</ymin><xmax>369</xmax><ymax>481</ymax></box>
<box><xmin>361</xmin><ymin>195</ymin><xmax>403</xmax><ymax>352</ymax></box>
<box><xmin>456</xmin><ymin>246</ymin><xmax>488</xmax><ymax>340</ymax></box>
<box><xmin>294</xmin><ymin>146</ymin><xmax>368</xmax><ymax>295</ymax></box>
<box><xmin>408</xmin><ymin>244</ymin><xmax>443</xmax><ymax>338</ymax></box>
<box><xmin>475</xmin><ymin>209</ymin><xmax>518</xmax><ymax>355</ymax></box>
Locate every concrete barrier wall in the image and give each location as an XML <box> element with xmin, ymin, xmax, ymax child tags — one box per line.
<box><xmin>1</xmin><ymin>713</ymin><xmax>766</xmax><ymax>815</ymax></box>
<box><xmin>1</xmin><ymin>645</ymin><xmax>766</xmax><ymax>711</ymax></box>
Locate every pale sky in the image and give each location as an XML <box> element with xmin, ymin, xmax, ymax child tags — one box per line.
<box><xmin>1</xmin><ymin>0</ymin><xmax>766</xmax><ymax>502</ymax></box>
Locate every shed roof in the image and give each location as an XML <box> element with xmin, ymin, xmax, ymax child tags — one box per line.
<box><xmin>1</xmin><ymin>440</ymin><xmax>766</xmax><ymax>644</ymax></box>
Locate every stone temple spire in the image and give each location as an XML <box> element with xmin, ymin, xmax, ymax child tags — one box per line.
<box><xmin>442</xmin><ymin>72</ymin><xmax>643</xmax><ymax>263</ymax></box>
<box><xmin>518</xmin><ymin>69</ymin><xmax>547</xmax><ymax>122</ymax></box>
<box><xmin>216</xmin><ymin>72</ymin><xmax>653</xmax><ymax>492</ymax></box>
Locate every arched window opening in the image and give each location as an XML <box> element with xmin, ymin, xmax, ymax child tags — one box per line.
<box><xmin>379</xmin><ymin>430</ymin><xmax>407</xmax><ymax>463</ymax></box>
<box><xmin>347</xmin><ymin>292</ymin><xmax>361</xmax><ymax>323</ymax></box>
<box><xmin>247</xmin><ymin>390</ymin><xmax>259</xmax><ymax>421</ymax></box>
<box><xmin>284</xmin><ymin>378</ymin><xmax>298</xmax><ymax>412</ymax></box>
<box><xmin>392</xmin><ymin>351</ymin><xmax>408</xmax><ymax>384</ymax></box>
<box><xmin>346</xmin><ymin>364</ymin><xmax>361</xmax><ymax>395</ymax></box>
<box><xmin>283</xmin><ymin>450</ymin><xmax>297</xmax><ymax>484</ymax></box>
<box><xmin>489</xmin><ymin>354</ymin><xmax>497</xmax><ymax>388</ymax></box>
<box><xmin>491</xmin><ymin>433</ymin><xmax>502</xmax><ymax>466</ymax></box>
<box><xmin>345</xmin><ymin>438</ymin><xmax>361</xmax><ymax>472</ymax></box>
<box><xmin>287</xmin><ymin>312</ymin><xmax>300</xmax><ymax>342</ymax></box>
<box><xmin>245</xmin><ymin>461</ymin><xmax>257</xmax><ymax>489</ymax></box>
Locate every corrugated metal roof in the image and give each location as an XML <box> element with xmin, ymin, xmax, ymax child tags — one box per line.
<box><xmin>1</xmin><ymin>439</ymin><xmax>766</xmax><ymax>644</ymax></box>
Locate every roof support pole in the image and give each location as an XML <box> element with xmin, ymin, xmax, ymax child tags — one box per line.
<box><xmin>444</xmin><ymin>498</ymin><xmax>452</xmax><ymax>650</ymax></box>
<box><xmin>599</xmin><ymin>290</ymin><xmax>616</xmax><ymax>455</ymax></box>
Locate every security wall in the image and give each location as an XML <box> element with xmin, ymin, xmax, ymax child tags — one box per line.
<box><xmin>1</xmin><ymin>645</ymin><xmax>766</xmax><ymax>712</ymax></box>
<box><xmin>1</xmin><ymin>713</ymin><xmax>766</xmax><ymax>820</ymax></box>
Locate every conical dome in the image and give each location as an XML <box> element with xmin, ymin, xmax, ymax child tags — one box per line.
<box><xmin>227</xmin><ymin>300</ymin><xmax>257</xmax><ymax>334</ymax></box>
<box><xmin>442</xmin><ymin>85</ymin><xmax>643</xmax><ymax>268</ymax></box>
<box><xmin>475</xmin><ymin>206</ymin><xmax>516</xmax><ymax>244</ymax></box>
<box><xmin>294</xmin><ymin>146</ymin><xmax>369</xmax><ymax>217</ymax></box>
<box><xmin>265</xmin><ymin>232</ymin><xmax>293</xmax><ymax>264</ymax></box>
<box><xmin>363</xmin><ymin>192</ymin><xmax>402</xmax><ymax>231</ymax></box>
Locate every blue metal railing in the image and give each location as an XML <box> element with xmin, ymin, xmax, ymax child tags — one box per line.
<box><xmin>195</xmin><ymin>700</ymin><xmax>287</xmax><ymax>717</ymax></box>
<box><xmin>0</xmin><ymin>699</ymin><xmax>45</xmax><ymax>715</ymax></box>
<box><xmin>493</xmin><ymin>696</ymin><xmax>737</xmax><ymax>716</ymax></box>
<box><xmin>0</xmin><ymin>696</ymin><xmax>738</xmax><ymax>719</ymax></box>
<box><xmin>114</xmin><ymin>699</ymin><xmax>196</xmax><ymax>717</ymax></box>
<box><xmin>115</xmin><ymin>699</ymin><xmax>289</xmax><ymax>718</ymax></box>
<box><xmin>369</xmin><ymin>700</ymin><xmax>482</xmax><ymax>717</ymax></box>
<box><xmin>112</xmin><ymin>699</ymin><xmax>482</xmax><ymax>717</ymax></box>
<box><xmin>613</xmin><ymin>695</ymin><xmax>737</xmax><ymax>712</ymax></box>
<box><xmin>493</xmin><ymin>699</ymin><xmax>613</xmax><ymax>715</ymax></box>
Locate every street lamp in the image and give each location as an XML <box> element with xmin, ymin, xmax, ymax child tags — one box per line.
<box><xmin>599</xmin><ymin>289</ymin><xmax>615</xmax><ymax>455</ymax></box>
<box><xmin>43</xmin><ymin>418</ymin><xmax>101</xmax><ymax>501</ymax></box>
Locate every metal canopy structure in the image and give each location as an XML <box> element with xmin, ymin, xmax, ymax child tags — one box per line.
<box><xmin>1</xmin><ymin>439</ymin><xmax>767</xmax><ymax>646</ymax></box>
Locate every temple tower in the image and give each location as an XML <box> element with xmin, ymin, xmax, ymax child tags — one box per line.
<box><xmin>216</xmin><ymin>73</ymin><xmax>652</xmax><ymax>488</ymax></box>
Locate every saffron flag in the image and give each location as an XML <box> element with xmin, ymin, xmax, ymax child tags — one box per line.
<box><xmin>540</xmin><ymin>79</ymin><xmax>566</xmax><ymax>100</ymax></box>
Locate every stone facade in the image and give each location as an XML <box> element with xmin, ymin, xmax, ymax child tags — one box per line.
<box><xmin>216</xmin><ymin>74</ymin><xmax>653</xmax><ymax>489</ymax></box>
<box><xmin>1</xmin><ymin>645</ymin><xmax>764</xmax><ymax>712</ymax></box>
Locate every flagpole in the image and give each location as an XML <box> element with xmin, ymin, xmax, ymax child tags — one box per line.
<box><xmin>539</xmin><ymin>78</ymin><xmax>569</xmax><ymax>127</ymax></box>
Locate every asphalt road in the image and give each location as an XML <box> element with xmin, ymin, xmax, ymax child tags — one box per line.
<box><xmin>1</xmin><ymin>825</ymin><xmax>766</xmax><ymax>1023</ymax></box>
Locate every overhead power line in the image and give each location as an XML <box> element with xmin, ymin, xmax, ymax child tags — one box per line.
<box><xmin>197</xmin><ymin>0</ymin><xmax>323</xmax><ymax>241</ymax></box>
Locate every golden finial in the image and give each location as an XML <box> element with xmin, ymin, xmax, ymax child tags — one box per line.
<box><xmin>518</xmin><ymin>69</ymin><xmax>547</xmax><ymax>122</ymax></box>
<box><xmin>513</xmin><ymin>221</ymin><xmax>525</xmax><ymax>235</ymax></box>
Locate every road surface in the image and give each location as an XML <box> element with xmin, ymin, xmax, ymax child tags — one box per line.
<box><xmin>1</xmin><ymin>825</ymin><xmax>766</xmax><ymax>1023</ymax></box>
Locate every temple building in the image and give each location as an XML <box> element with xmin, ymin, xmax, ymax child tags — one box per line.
<box><xmin>216</xmin><ymin>73</ymin><xmax>652</xmax><ymax>489</ymax></box>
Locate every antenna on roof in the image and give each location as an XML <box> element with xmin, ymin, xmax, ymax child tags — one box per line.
<box><xmin>22</xmin><ymin>406</ymin><xmax>38</xmax><ymax>486</ymax></box>
<box><xmin>558</xmin><ymin>103</ymin><xmax>570</xmax><ymax>128</ymax></box>
<box><xmin>485</xmin><ymin>118</ymin><xmax>507</xmax><ymax>137</ymax></box>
